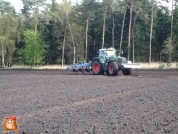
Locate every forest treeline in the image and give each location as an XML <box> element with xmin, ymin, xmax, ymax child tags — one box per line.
<box><xmin>0</xmin><ymin>0</ymin><xmax>178</xmax><ymax>67</ymax></box>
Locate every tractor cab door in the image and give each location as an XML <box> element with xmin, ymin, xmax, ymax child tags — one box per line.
<box><xmin>98</xmin><ymin>49</ymin><xmax>107</xmax><ymax>63</ymax></box>
<box><xmin>99</xmin><ymin>49</ymin><xmax>106</xmax><ymax>57</ymax></box>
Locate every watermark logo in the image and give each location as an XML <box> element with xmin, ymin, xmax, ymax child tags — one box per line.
<box><xmin>1</xmin><ymin>116</ymin><xmax>19</xmax><ymax>133</ymax></box>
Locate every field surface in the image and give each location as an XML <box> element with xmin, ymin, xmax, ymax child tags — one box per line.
<box><xmin>0</xmin><ymin>69</ymin><xmax>178</xmax><ymax>134</ymax></box>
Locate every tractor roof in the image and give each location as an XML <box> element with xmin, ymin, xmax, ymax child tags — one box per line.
<box><xmin>99</xmin><ymin>48</ymin><xmax>115</xmax><ymax>51</ymax></box>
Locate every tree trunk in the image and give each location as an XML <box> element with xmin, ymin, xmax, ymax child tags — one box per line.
<box><xmin>169</xmin><ymin>0</ymin><xmax>174</xmax><ymax>63</ymax></box>
<box><xmin>128</xmin><ymin>0</ymin><xmax>133</xmax><ymax>61</ymax></box>
<box><xmin>34</xmin><ymin>22</ymin><xmax>37</xmax><ymax>66</ymax></box>
<box><xmin>132</xmin><ymin>22</ymin><xmax>135</xmax><ymax>63</ymax></box>
<box><xmin>1</xmin><ymin>44</ymin><xmax>5</xmax><ymax>68</ymax></box>
<box><xmin>119</xmin><ymin>6</ymin><xmax>127</xmax><ymax>56</ymax></box>
<box><xmin>85</xmin><ymin>17</ymin><xmax>89</xmax><ymax>62</ymax></box>
<box><xmin>119</xmin><ymin>7</ymin><xmax>127</xmax><ymax>56</ymax></box>
<box><xmin>62</xmin><ymin>26</ymin><xmax>66</xmax><ymax>67</ymax></box>
<box><xmin>34</xmin><ymin>8</ymin><xmax>38</xmax><ymax>66</ymax></box>
<box><xmin>149</xmin><ymin>0</ymin><xmax>154</xmax><ymax>65</ymax></box>
<box><xmin>34</xmin><ymin>23</ymin><xmax>37</xmax><ymax>40</ymax></box>
<box><xmin>66</xmin><ymin>13</ymin><xmax>75</xmax><ymax>64</ymax></box>
<box><xmin>0</xmin><ymin>37</ymin><xmax>6</xmax><ymax>68</ymax></box>
<box><xmin>132</xmin><ymin>11</ymin><xmax>140</xmax><ymax>63</ymax></box>
<box><xmin>112</xmin><ymin>13</ymin><xmax>115</xmax><ymax>48</ymax></box>
<box><xmin>102</xmin><ymin>6</ymin><xmax>107</xmax><ymax>49</ymax></box>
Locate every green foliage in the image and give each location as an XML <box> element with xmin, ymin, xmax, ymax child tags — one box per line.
<box><xmin>0</xmin><ymin>0</ymin><xmax>15</xmax><ymax>14</ymax></box>
<box><xmin>0</xmin><ymin>6</ymin><xmax>17</xmax><ymax>67</ymax></box>
<box><xmin>23</xmin><ymin>30</ymin><xmax>46</xmax><ymax>65</ymax></box>
<box><xmin>2</xmin><ymin>0</ymin><xmax>178</xmax><ymax>65</ymax></box>
<box><xmin>161</xmin><ymin>37</ymin><xmax>173</xmax><ymax>62</ymax></box>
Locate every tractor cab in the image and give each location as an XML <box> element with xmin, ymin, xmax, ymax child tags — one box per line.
<box><xmin>99</xmin><ymin>48</ymin><xmax>116</xmax><ymax>57</ymax></box>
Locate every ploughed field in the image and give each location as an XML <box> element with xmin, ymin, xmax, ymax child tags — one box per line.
<box><xmin>0</xmin><ymin>69</ymin><xmax>178</xmax><ymax>134</ymax></box>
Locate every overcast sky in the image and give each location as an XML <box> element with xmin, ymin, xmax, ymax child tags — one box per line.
<box><xmin>6</xmin><ymin>0</ymin><xmax>172</xmax><ymax>13</ymax></box>
<box><xmin>6</xmin><ymin>0</ymin><xmax>82</xmax><ymax>12</ymax></box>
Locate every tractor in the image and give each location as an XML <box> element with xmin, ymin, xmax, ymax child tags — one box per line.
<box><xmin>91</xmin><ymin>47</ymin><xmax>141</xmax><ymax>76</ymax></box>
<box><xmin>66</xmin><ymin>47</ymin><xmax>141</xmax><ymax>76</ymax></box>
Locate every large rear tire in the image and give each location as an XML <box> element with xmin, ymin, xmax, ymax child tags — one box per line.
<box><xmin>122</xmin><ymin>68</ymin><xmax>132</xmax><ymax>75</ymax></box>
<box><xmin>107</xmin><ymin>61</ymin><xmax>118</xmax><ymax>76</ymax></box>
<box><xmin>92</xmin><ymin>60</ymin><xmax>103</xmax><ymax>75</ymax></box>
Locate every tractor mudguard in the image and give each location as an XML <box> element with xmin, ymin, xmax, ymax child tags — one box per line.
<box><xmin>92</xmin><ymin>57</ymin><xmax>104</xmax><ymax>64</ymax></box>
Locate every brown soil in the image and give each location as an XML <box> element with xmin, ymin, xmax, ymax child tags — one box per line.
<box><xmin>0</xmin><ymin>69</ymin><xmax>178</xmax><ymax>134</ymax></box>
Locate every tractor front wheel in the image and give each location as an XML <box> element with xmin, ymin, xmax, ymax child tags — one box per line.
<box><xmin>122</xmin><ymin>68</ymin><xmax>132</xmax><ymax>75</ymax></box>
<box><xmin>92</xmin><ymin>60</ymin><xmax>103</xmax><ymax>75</ymax></box>
<box><xmin>107</xmin><ymin>61</ymin><xmax>118</xmax><ymax>76</ymax></box>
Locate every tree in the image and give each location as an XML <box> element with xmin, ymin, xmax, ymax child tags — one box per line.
<box><xmin>107</xmin><ymin>0</ymin><xmax>120</xmax><ymax>48</ymax></box>
<box><xmin>61</xmin><ymin>26</ymin><xmax>67</xmax><ymax>66</ymax></box>
<box><xmin>162</xmin><ymin>0</ymin><xmax>178</xmax><ymax>62</ymax></box>
<box><xmin>57</xmin><ymin>0</ymin><xmax>76</xmax><ymax>64</ymax></box>
<box><xmin>131</xmin><ymin>0</ymin><xmax>142</xmax><ymax>63</ymax></box>
<box><xmin>101</xmin><ymin>0</ymin><xmax>113</xmax><ymax>49</ymax></box>
<box><xmin>119</xmin><ymin>5</ymin><xmax>127</xmax><ymax>56</ymax></box>
<box><xmin>154</xmin><ymin>6</ymin><xmax>170</xmax><ymax>61</ymax></box>
<box><xmin>169</xmin><ymin>0</ymin><xmax>175</xmax><ymax>62</ymax></box>
<box><xmin>22</xmin><ymin>0</ymin><xmax>47</xmax><ymax>39</ymax></box>
<box><xmin>0</xmin><ymin>0</ymin><xmax>16</xmax><ymax>67</ymax></box>
<box><xmin>23</xmin><ymin>30</ymin><xmax>46</xmax><ymax>65</ymax></box>
<box><xmin>43</xmin><ymin>0</ymin><xmax>64</xmax><ymax>64</ymax></box>
<box><xmin>149</xmin><ymin>0</ymin><xmax>154</xmax><ymax>65</ymax></box>
<box><xmin>132</xmin><ymin>9</ymin><xmax>141</xmax><ymax>63</ymax></box>
<box><xmin>170</xmin><ymin>1</ymin><xmax>178</xmax><ymax>61</ymax></box>
<box><xmin>102</xmin><ymin>5</ymin><xmax>107</xmax><ymax>49</ymax></box>
<box><xmin>19</xmin><ymin>0</ymin><xmax>48</xmax><ymax>66</ymax></box>
<box><xmin>0</xmin><ymin>0</ymin><xmax>15</xmax><ymax>14</ymax></box>
<box><xmin>80</xmin><ymin>0</ymin><xmax>96</xmax><ymax>62</ymax></box>
<box><xmin>0</xmin><ymin>15</ymin><xmax>16</xmax><ymax>68</ymax></box>
<box><xmin>127</xmin><ymin>0</ymin><xmax>133</xmax><ymax>61</ymax></box>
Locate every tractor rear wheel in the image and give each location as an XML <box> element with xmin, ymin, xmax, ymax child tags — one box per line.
<box><xmin>107</xmin><ymin>61</ymin><xmax>118</xmax><ymax>76</ymax></box>
<box><xmin>92</xmin><ymin>60</ymin><xmax>104</xmax><ymax>75</ymax></box>
<box><xmin>122</xmin><ymin>68</ymin><xmax>132</xmax><ymax>75</ymax></box>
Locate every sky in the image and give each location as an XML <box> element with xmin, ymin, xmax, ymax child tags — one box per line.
<box><xmin>6</xmin><ymin>0</ymin><xmax>82</xmax><ymax>13</ymax></box>
<box><xmin>6</xmin><ymin>0</ymin><xmax>23</xmax><ymax>12</ymax></box>
<box><xmin>6</xmin><ymin>0</ymin><xmax>172</xmax><ymax>13</ymax></box>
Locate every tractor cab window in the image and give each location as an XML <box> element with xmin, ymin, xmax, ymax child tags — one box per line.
<box><xmin>98</xmin><ymin>48</ymin><xmax>116</xmax><ymax>57</ymax></box>
<box><xmin>106</xmin><ymin>50</ymin><xmax>116</xmax><ymax>56</ymax></box>
<box><xmin>99</xmin><ymin>50</ymin><xmax>106</xmax><ymax>57</ymax></box>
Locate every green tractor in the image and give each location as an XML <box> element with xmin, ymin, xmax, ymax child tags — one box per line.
<box><xmin>91</xmin><ymin>48</ymin><xmax>141</xmax><ymax>76</ymax></box>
